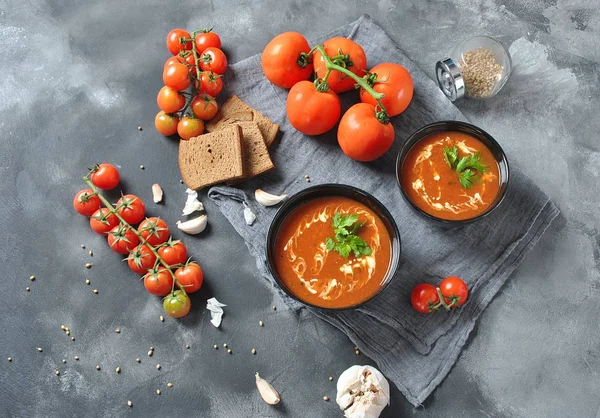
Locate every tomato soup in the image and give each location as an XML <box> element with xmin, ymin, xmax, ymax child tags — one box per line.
<box><xmin>401</xmin><ymin>131</ymin><xmax>500</xmax><ymax>220</ymax></box>
<box><xmin>274</xmin><ymin>196</ymin><xmax>392</xmax><ymax>309</ymax></box>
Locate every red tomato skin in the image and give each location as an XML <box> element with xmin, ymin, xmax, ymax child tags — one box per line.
<box><xmin>286</xmin><ymin>80</ymin><xmax>341</xmax><ymax>136</ymax></box>
<box><xmin>116</xmin><ymin>195</ymin><xmax>146</xmax><ymax>225</ymax></box>
<box><xmin>439</xmin><ymin>276</ymin><xmax>469</xmax><ymax>307</ymax></box>
<box><xmin>410</xmin><ymin>283</ymin><xmax>440</xmax><ymax>313</ymax></box>
<box><xmin>89</xmin><ymin>208</ymin><xmax>119</xmax><ymax>235</ymax></box>
<box><xmin>158</xmin><ymin>242</ymin><xmax>188</xmax><ymax>266</ymax></box>
<box><xmin>154</xmin><ymin>111</ymin><xmax>179</xmax><ymax>136</ymax></box>
<box><xmin>195</xmin><ymin>31</ymin><xmax>222</xmax><ymax>52</ymax></box>
<box><xmin>337</xmin><ymin>103</ymin><xmax>395</xmax><ymax>162</ymax></box>
<box><xmin>127</xmin><ymin>244</ymin><xmax>157</xmax><ymax>275</ymax></box>
<box><xmin>156</xmin><ymin>86</ymin><xmax>186</xmax><ymax>113</ymax></box>
<box><xmin>166</xmin><ymin>29</ymin><xmax>192</xmax><ymax>55</ymax></box>
<box><xmin>107</xmin><ymin>226</ymin><xmax>140</xmax><ymax>255</ymax></box>
<box><xmin>360</xmin><ymin>63</ymin><xmax>414</xmax><ymax>116</ymax></box>
<box><xmin>200</xmin><ymin>47</ymin><xmax>228</xmax><ymax>75</ymax></box>
<box><xmin>163</xmin><ymin>63</ymin><xmax>191</xmax><ymax>91</ymax></box>
<box><xmin>174</xmin><ymin>263</ymin><xmax>204</xmax><ymax>293</ymax></box>
<box><xmin>196</xmin><ymin>72</ymin><xmax>223</xmax><ymax>97</ymax></box>
<box><xmin>143</xmin><ymin>267</ymin><xmax>174</xmax><ymax>296</ymax></box>
<box><xmin>313</xmin><ymin>37</ymin><xmax>367</xmax><ymax>93</ymax></box>
<box><xmin>73</xmin><ymin>189</ymin><xmax>102</xmax><ymax>216</ymax></box>
<box><xmin>138</xmin><ymin>217</ymin><xmax>170</xmax><ymax>246</ymax></box>
<box><xmin>261</xmin><ymin>32</ymin><xmax>313</xmax><ymax>88</ymax></box>
<box><xmin>90</xmin><ymin>164</ymin><xmax>120</xmax><ymax>190</ymax></box>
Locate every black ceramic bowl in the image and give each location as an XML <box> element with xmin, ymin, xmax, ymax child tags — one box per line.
<box><xmin>266</xmin><ymin>184</ymin><xmax>401</xmax><ymax>311</ymax></box>
<box><xmin>396</xmin><ymin>121</ymin><xmax>510</xmax><ymax>226</ymax></box>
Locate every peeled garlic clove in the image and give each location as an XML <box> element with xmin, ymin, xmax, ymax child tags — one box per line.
<box><xmin>244</xmin><ymin>207</ymin><xmax>256</xmax><ymax>226</ymax></box>
<box><xmin>255</xmin><ymin>189</ymin><xmax>287</xmax><ymax>207</ymax></box>
<box><xmin>176</xmin><ymin>215</ymin><xmax>207</xmax><ymax>235</ymax></box>
<box><xmin>255</xmin><ymin>373</ymin><xmax>280</xmax><ymax>405</ymax></box>
<box><xmin>152</xmin><ymin>184</ymin><xmax>163</xmax><ymax>203</ymax></box>
<box><xmin>183</xmin><ymin>188</ymin><xmax>204</xmax><ymax>215</ymax></box>
<box><xmin>336</xmin><ymin>365</ymin><xmax>390</xmax><ymax>418</ymax></box>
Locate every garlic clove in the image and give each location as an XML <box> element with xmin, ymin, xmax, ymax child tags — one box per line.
<box><xmin>176</xmin><ymin>215</ymin><xmax>207</xmax><ymax>235</ymax></box>
<box><xmin>255</xmin><ymin>189</ymin><xmax>288</xmax><ymax>207</ymax></box>
<box><xmin>336</xmin><ymin>365</ymin><xmax>390</xmax><ymax>418</ymax></box>
<box><xmin>183</xmin><ymin>188</ymin><xmax>204</xmax><ymax>215</ymax></box>
<box><xmin>244</xmin><ymin>207</ymin><xmax>256</xmax><ymax>226</ymax></box>
<box><xmin>152</xmin><ymin>183</ymin><xmax>163</xmax><ymax>203</ymax></box>
<box><xmin>255</xmin><ymin>373</ymin><xmax>280</xmax><ymax>405</ymax></box>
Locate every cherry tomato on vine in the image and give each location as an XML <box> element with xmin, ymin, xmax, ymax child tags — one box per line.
<box><xmin>107</xmin><ymin>224</ymin><xmax>140</xmax><ymax>255</ymax></box>
<box><xmin>163</xmin><ymin>63</ymin><xmax>191</xmax><ymax>91</ymax></box>
<box><xmin>89</xmin><ymin>208</ymin><xmax>119</xmax><ymax>235</ymax></box>
<box><xmin>157</xmin><ymin>86</ymin><xmax>186</xmax><ymax>113</ymax></box>
<box><xmin>163</xmin><ymin>290</ymin><xmax>191</xmax><ymax>318</ymax></box>
<box><xmin>177</xmin><ymin>117</ymin><xmax>204</xmax><ymax>141</ymax></box>
<box><xmin>155</xmin><ymin>111</ymin><xmax>180</xmax><ymax>136</ymax></box>
<box><xmin>410</xmin><ymin>283</ymin><xmax>440</xmax><ymax>314</ymax></box>
<box><xmin>337</xmin><ymin>103</ymin><xmax>395</xmax><ymax>161</ymax></box>
<box><xmin>138</xmin><ymin>217</ymin><xmax>170</xmax><ymax>246</ymax></box>
<box><xmin>313</xmin><ymin>37</ymin><xmax>367</xmax><ymax>93</ymax></box>
<box><xmin>194</xmin><ymin>30</ymin><xmax>221</xmax><ymax>52</ymax></box>
<box><xmin>174</xmin><ymin>262</ymin><xmax>204</xmax><ymax>293</ymax></box>
<box><xmin>89</xmin><ymin>163</ymin><xmax>120</xmax><ymax>190</ymax></box>
<box><xmin>127</xmin><ymin>244</ymin><xmax>157</xmax><ymax>275</ymax></box>
<box><xmin>360</xmin><ymin>63</ymin><xmax>414</xmax><ymax>117</ymax></box>
<box><xmin>191</xmin><ymin>94</ymin><xmax>218</xmax><ymax>120</ymax></box>
<box><xmin>73</xmin><ymin>189</ymin><xmax>101</xmax><ymax>216</ymax></box>
<box><xmin>144</xmin><ymin>267</ymin><xmax>174</xmax><ymax>296</ymax></box>
<box><xmin>286</xmin><ymin>80</ymin><xmax>341</xmax><ymax>136</ymax></box>
<box><xmin>158</xmin><ymin>240</ymin><xmax>188</xmax><ymax>266</ymax></box>
<box><xmin>166</xmin><ymin>29</ymin><xmax>192</xmax><ymax>55</ymax></box>
<box><xmin>196</xmin><ymin>72</ymin><xmax>223</xmax><ymax>97</ymax></box>
<box><xmin>261</xmin><ymin>32</ymin><xmax>313</xmax><ymax>89</ymax></box>
<box><xmin>199</xmin><ymin>47</ymin><xmax>228</xmax><ymax>75</ymax></box>
<box><xmin>165</xmin><ymin>54</ymin><xmax>196</xmax><ymax>77</ymax></box>
<box><xmin>116</xmin><ymin>194</ymin><xmax>145</xmax><ymax>225</ymax></box>
<box><xmin>439</xmin><ymin>276</ymin><xmax>469</xmax><ymax>307</ymax></box>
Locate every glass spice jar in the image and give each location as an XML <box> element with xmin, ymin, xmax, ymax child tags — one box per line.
<box><xmin>436</xmin><ymin>35</ymin><xmax>512</xmax><ymax>101</ymax></box>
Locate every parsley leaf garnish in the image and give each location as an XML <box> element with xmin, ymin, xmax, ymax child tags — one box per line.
<box><xmin>326</xmin><ymin>212</ymin><xmax>372</xmax><ymax>258</ymax></box>
<box><xmin>456</xmin><ymin>152</ymin><xmax>487</xmax><ymax>174</ymax></box>
<box><xmin>444</xmin><ymin>146</ymin><xmax>459</xmax><ymax>169</ymax></box>
<box><xmin>444</xmin><ymin>146</ymin><xmax>488</xmax><ymax>189</ymax></box>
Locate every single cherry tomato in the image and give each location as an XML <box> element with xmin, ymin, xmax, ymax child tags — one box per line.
<box><xmin>337</xmin><ymin>103</ymin><xmax>395</xmax><ymax>161</ymax></box>
<box><xmin>154</xmin><ymin>111</ymin><xmax>180</xmax><ymax>136</ymax></box>
<box><xmin>166</xmin><ymin>29</ymin><xmax>192</xmax><ymax>55</ymax></box>
<box><xmin>199</xmin><ymin>47</ymin><xmax>227</xmax><ymax>75</ymax></box>
<box><xmin>174</xmin><ymin>262</ymin><xmax>204</xmax><ymax>293</ymax></box>
<box><xmin>116</xmin><ymin>194</ymin><xmax>145</xmax><ymax>225</ymax></box>
<box><xmin>107</xmin><ymin>224</ymin><xmax>140</xmax><ymax>255</ymax></box>
<box><xmin>157</xmin><ymin>86</ymin><xmax>186</xmax><ymax>113</ymax></box>
<box><xmin>196</xmin><ymin>72</ymin><xmax>223</xmax><ymax>97</ymax></box>
<box><xmin>138</xmin><ymin>217</ymin><xmax>170</xmax><ymax>246</ymax></box>
<box><xmin>144</xmin><ymin>267</ymin><xmax>174</xmax><ymax>296</ymax></box>
<box><xmin>439</xmin><ymin>276</ymin><xmax>469</xmax><ymax>307</ymax></box>
<box><xmin>286</xmin><ymin>80</ymin><xmax>341</xmax><ymax>136</ymax></box>
<box><xmin>158</xmin><ymin>240</ymin><xmax>188</xmax><ymax>266</ymax></box>
<box><xmin>195</xmin><ymin>30</ymin><xmax>222</xmax><ymax>52</ymax></box>
<box><xmin>163</xmin><ymin>63</ymin><xmax>191</xmax><ymax>91</ymax></box>
<box><xmin>261</xmin><ymin>32</ymin><xmax>313</xmax><ymax>89</ymax></box>
<box><xmin>89</xmin><ymin>208</ymin><xmax>119</xmax><ymax>235</ymax></box>
<box><xmin>191</xmin><ymin>94</ymin><xmax>218</xmax><ymax>120</ymax></box>
<box><xmin>165</xmin><ymin>53</ymin><xmax>196</xmax><ymax>77</ymax></box>
<box><xmin>410</xmin><ymin>283</ymin><xmax>440</xmax><ymax>314</ymax></box>
<box><xmin>177</xmin><ymin>117</ymin><xmax>204</xmax><ymax>140</ymax></box>
<box><xmin>89</xmin><ymin>163</ymin><xmax>120</xmax><ymax>190</ymax></box>
<box><xmin>73</xmin><ymin>189</ymin><xmax>101</xmax><ymax>216</ymax></box>
<box><xmin>313</xmin><ymin>37</ymin><xmax>367</xmax><ymax>93</ymax></box>
<box><xmin>360</xmin><ymin>63</ymin><xmax>414</xmax><ymax>117</ymax></box>
<box><xmin>163</xmin><ymin>290</ymin><xmax>191</xmax><ymax>318</ymax></box>
<box><xmin>127</xmin><ymin>244</ymin><xmax>157</xmax><ymax>275</ymax></box>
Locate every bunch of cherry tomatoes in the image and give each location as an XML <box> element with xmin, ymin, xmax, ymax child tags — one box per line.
<box><xmin>73</xmin><ymin>163</ymin><xmax>204</xmax><ymax>318</ymax></box>
<box><xmin>261</xmin><ymin>32</ymin><xmax>414</xmax><ymax>162</ymax></box>
<box><xmin>155</xmin><ymin>28</ymin><xmax>227</xmax><ymax>140</ymax></box>
<box><xmin>410</xmin><ymin>276</ymin><xmax>469</xmax><ymax>314</ymax></box>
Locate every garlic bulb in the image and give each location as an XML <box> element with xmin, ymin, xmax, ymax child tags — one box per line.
<box><xmin>176</xmin><ymin>215</ymin><xmax>207</xmax><ymax>235</ymax></box>
<box><xmin>244</xmin><ymin>206</ymin><xmax>256</xmax><ymax>226</ymax></box>
<box><xmin>255</xmin><ymin>189</ymin><xmax>287</xmax><ymax>207</ymax></box>
<box><xmin>255</xmin><ymin>373</ymin><xmax>280</xmax><ymax>405</ymax></box>
<box><xmin>152</xmin><ymin>183</ymin><xmax>163</xmax><ymax>203</ymax></box>
<box><xmin>183</xmin><ymin>188</ymin><xmax>204</xmax><ymax>215</ymax></box>
<box><xmin>336</xmin><ymin>365</ymin><xmax>390</xmax><ymax>418</ymax></box>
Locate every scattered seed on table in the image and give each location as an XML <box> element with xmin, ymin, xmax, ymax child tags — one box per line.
<box><xmin>85</xmin><ymin>279</ymin><xmax>90</xmax><ymax>285</ymax></box>
<box><xmin>7</xmin><ymin>357</ymin><xmax>12</xmax><ymax>362</ymax></box>
<box><xmin>147</xmin><ymin>351</ymin><xmax>153</xmax><ymax>357</ymax></box>
<box><xmin>213</xmin><ymin>345</ymin><xmax>218</xmax><ymax>349</ymax></box>
<box><xmin>29</xmin><ymin>275</ymin><xmax>35</xmax><ymax>281</ymax></box>
<box><xmin>355</xmin><ymin>350</ymin><xmax>360</xmax><ymax>355</ymax></box>
<box><xmin>136</xmin><ymin>358</ymin><xmax>141</xmax><ymax>363</ymax></box>
<box><xmin>150</xmin><ymin>346</ymin><xmax>154</xmax><ymax>351</ymax></box>
<box><xmin>81</xmin><ymin>244</ymin><xmax>86</xmax><ymax>249</ymax></box>
<box><xmin>60</xmin><ymin>325</ymin><xmax>66</xmax><ymax>330</ymax></box>
<box><xmin>36</xmin><ymin>348</ymin><xmax>43</xmax><ymax>352</ymax></box>
<box><xmin>156</xmin><ymin>389</ymin><xmax>161</xmax><ymax>395</ymax></box>
<box><xmin>139</xmin><ymin>165</ymin><xmax>145</xmax><ymax>170</ymax></box>
<box><xmin>179</xmin><ymin>179</ymin><xmax>184</xmax><ymax>184</ymax></box>
<box><xmin>96</xmin><ymin>365</ymin><xmax>101</xmax><ymax>370</ymax></box>
<box><xmin>66</xmin><ymin>330</ymin><xmax>70</xmax><ymax>336</ymax></box>
<box><xmin>88</xmin><ymin>250</ymin><xmax>93</xmax><ymax>256</ymax></box>
<box><xmin>127</xmin><ymin>400</ymin><xmax>133</xmax><ymax>407</ymax></box>
<box><xmin>329</xmin><ymin>376</ymin><xmax>333</xmax><ymax>381</ymax></box>
<box><xmin>223</xmin><ymin>343</ymin><xmax>228</xmax><ymax>348</ymax></box>
<box><xmin>259</xmin><ymin>321</ymin><xmax>264</xmax><ymax>327</ymax></box>
<box><xmin>92</xmin><ymin>289</ymin><xmax>99</xmax><ymax>294</ymax></box>
<box><xmin>251</xmin><ymin>348</ymin><xmax>256</xmax><ymax>355</ymax></box>
<box><xmin>62</xmin><ymin>359</ymin><xmax>67</xmax><ymax>364</ymax></box>
<box><xmin>74</xmin><ymin>356</ymin><xmax>79</xmax><ymax>361</ymax></box>
<box><xmin>115</xmin><ymin>328</ymin><xmax>121</xmax><ymax>333</ymax></box>
<box><xmin>85</xmin><ymin>263</ymin><xmax>92</xmax><ymax>269</ymax></box>
<box><xmin>115</xmin><ymin>366</ymin><xmax>121</xmax><ymax>373</ymax></box>
<box><xmin>156</xmin><ymin>364</ymin><xmax>161</xmax><ymax>370</ymax></box>
<box><xmin>167</xmin><ymin>383</ymin><xmax>173</xmax><ymax>388</ymax></box>
<box><xmin>26</xmin><ymin>287</ymin><xmax>30</xmax><ymax>292</ymax></box>
<box><xmin>272</xmin><ymin>306</ymin><xmax>277</xmax><ymax>311</ymax></box>
<box><xmin>71</xmin><ymin>337</ymin><xmax>76</xmax><ymax>341</ymax></box>
<box><xmin>323</xmin><ymin>396</ymin><xmax>330</xmax><ymax>401</ymax></box>
<box><xmin>159</xmin><ymin>315</ymin><xmax>164</xmax><ymax>322</ymax></box>
<box><xmin>55</xmin><ymin>370</ymin><xmax>60</xmax><ymax>376</ymax></box>
<box><xmin>185</xmin><ymin>344</ymin><xmax>191</xmax><ymax>349</ymax></box>
<box><xmin>227</xmin><ymin>349</ymin><xmax>232</xmax><ymax>354</ymax></box>
<box><xmin>137</xmin><ymin>126</ymin><xmax>143</xmax><ymax>131</ymax></box>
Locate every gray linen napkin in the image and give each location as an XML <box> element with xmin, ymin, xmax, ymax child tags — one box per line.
<box><xmin>207</xmin><ymin>14</ymin><xmax>559</xmax><ymax>406</ymax></box>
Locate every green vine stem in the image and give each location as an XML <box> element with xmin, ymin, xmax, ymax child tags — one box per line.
<box><xmin>82</xmin><ymin>176</ymin><xmax>186</xmax><ymax>296</ymax></box>
<box><xmin>314</xmin><ymin>44</ymin><xmax>390</xmax><ymax>123</ymax></box>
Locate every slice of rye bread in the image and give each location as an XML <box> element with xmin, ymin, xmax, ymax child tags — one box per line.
<box><xmin>178</xmin><ymin>125</ymin><xmax>245</xmax><ymax>190</ymax></box>
<box><xmin>206</xmin><ymin>95</ymin><xmax>279</xmax><ymax>147</ymax></box>
<box><xmin>234</xmin><ymin>122</ymin><xmax>274</xmax><ymax>179</ymax></box>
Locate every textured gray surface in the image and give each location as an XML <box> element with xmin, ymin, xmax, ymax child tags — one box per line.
<box><xmin>0</xmin><ymin>1</ymin><xmax>598</xmax><ymax>417</ymax></box>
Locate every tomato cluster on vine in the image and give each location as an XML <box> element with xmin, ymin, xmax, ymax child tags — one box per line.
<box><xmin>155</xmin><ymin>28</ymin><xmax>227</xmax><ymax>141</ymax></box>
<box><xmin>261</xmin><ymin>32</ymin><xmax>414</xmax><ymax>162</ymax></box>
<box><xmin>410</xmin><ymin>276</ymin><xmax>469</xmax><ymax>314</ymax></box>
<box><xmin>73</xmin><ymin>163</ymin><xmax>204</xmax><ymax>318</ymax></box>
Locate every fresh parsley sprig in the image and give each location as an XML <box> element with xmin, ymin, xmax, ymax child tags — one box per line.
<box><xmin>443</xmin><ymin>146</ymin><xmax>488</xmax><ymax>189</ymax></box>
<box><xmin>325</xmin><ymin>212</ymin><xmax>372</xmax><ymax>258</ymax></box>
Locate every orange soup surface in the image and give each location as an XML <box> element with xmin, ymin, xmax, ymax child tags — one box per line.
<box><xmin>401</xmin><ymin>131</ymin><xmax>500</xmax><ymax>220</ymax></box>
<box><xmin>274</xmin><ymin>196</ymin><xmax>392</xmax><ymax>309</ymax></box>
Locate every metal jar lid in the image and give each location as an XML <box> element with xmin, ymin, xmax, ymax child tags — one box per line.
<box><xmin>436</xmin><ymin>58</ymin><xmax>465</xmax><ymax>102</ymax></box>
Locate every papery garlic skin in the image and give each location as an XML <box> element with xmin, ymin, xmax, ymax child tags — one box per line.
<box><xmin>183</xmin><ymin>188</ymin><xmax>204</xmax><ymax>215</ymax></box>
<box><xmin>255</xmin><ymin>189</ymin><xmax>288</xmax><ymax>207</ymax></box>
<box><xmin>244</xmin><ymin>207</ymin><xmax>256</xmax><ymax>225</ymax></box>
<box><xmin>336</xmin><ymin>365</ymin><xmax>390</xmax><ymax>418</ymax></box>
<box><xmin>206</xmin><ymin>297</ymin><xmax>226</xmax><ymax>328</ymax></box>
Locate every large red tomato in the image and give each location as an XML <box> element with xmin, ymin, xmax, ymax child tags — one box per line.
<box><xmin>313</xmin><ymin>37</ymin><xmax>367</xmax><ymax>93</ymax></box>
<box><xmin>337</xmin><ymin>103</ymin><xmax>395</xmax><ymax>161</ymax></box>
<box><xmin>286</xmin><ymin>80</ymin><xmax>341</xmax><ymax>136</ymax></box>
<box><xmin>261</xmin><ymin>32</ymin><xmax>313</xmax><ymax>89</ymax></box>
<box><xmin>360</xmin><ymin>63</ymin><xmax>414</xmax><ymax>116</ymax></box>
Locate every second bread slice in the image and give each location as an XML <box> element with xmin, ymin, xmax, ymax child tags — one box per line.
<box><xmin>236</xmin><ymin>122</ymin><xmax>274</xmax><ymax>179</ymax></box>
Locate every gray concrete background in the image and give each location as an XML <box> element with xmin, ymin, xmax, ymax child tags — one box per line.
<box><xmin>0</xmin><ymin>0</ymin><xmax>599</xmax><ymax>417</ymax></box>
